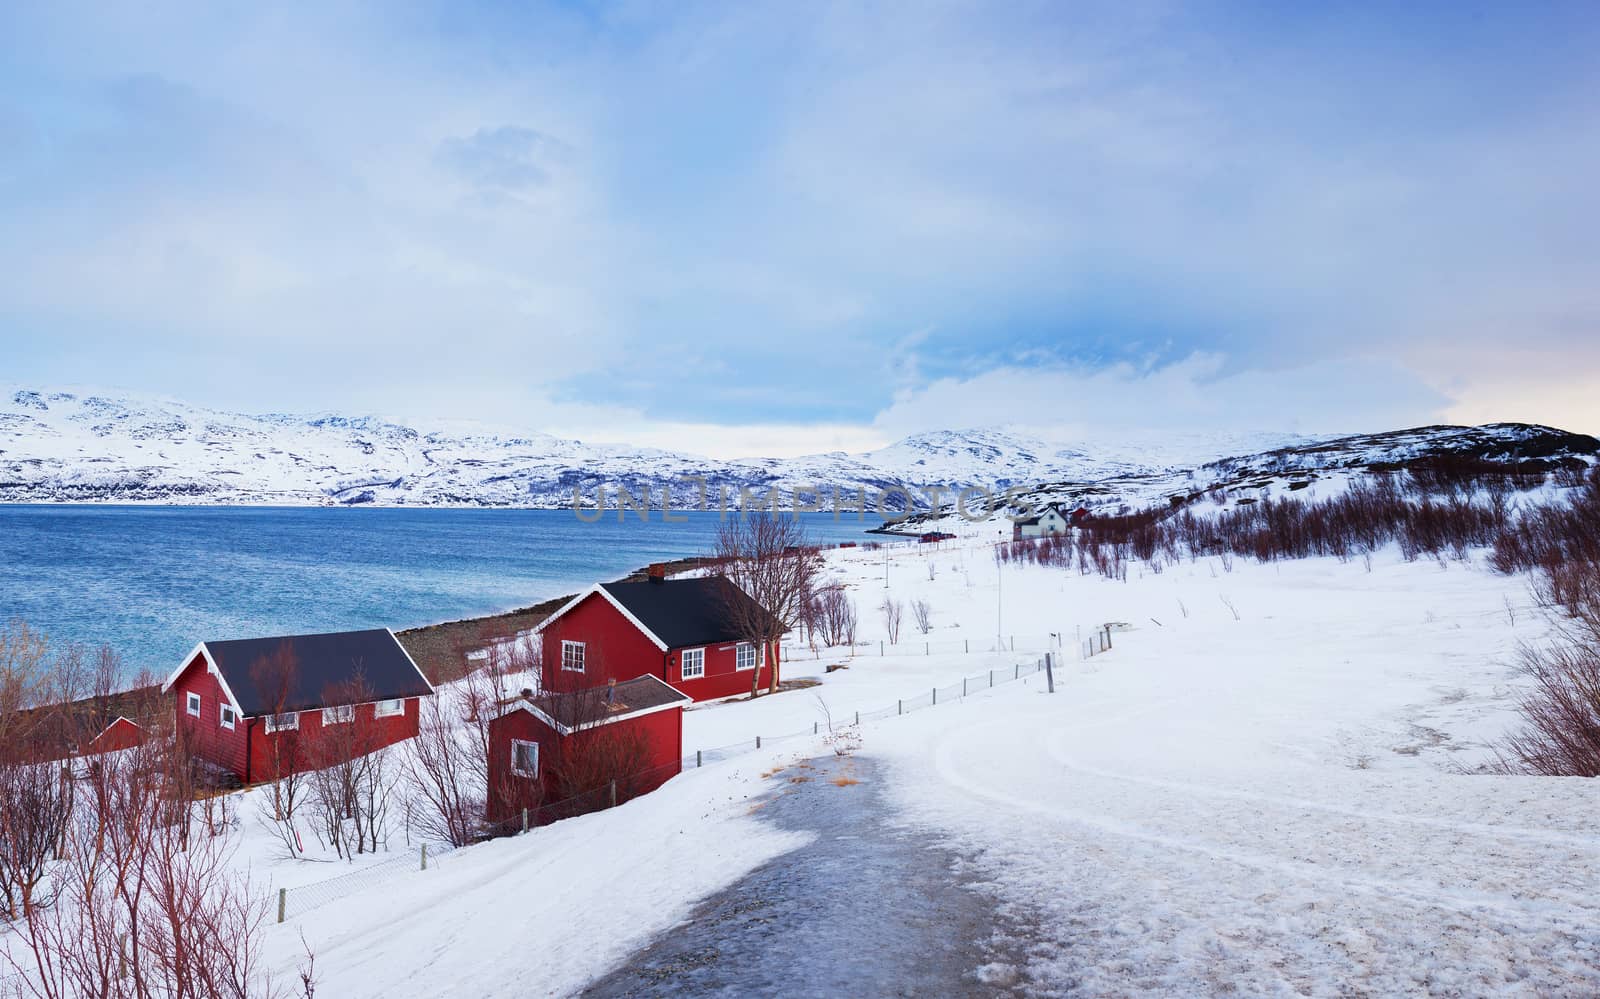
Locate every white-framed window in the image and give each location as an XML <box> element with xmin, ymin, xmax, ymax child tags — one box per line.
<box><xmin>735</xmin><ymin>642</ymin><xmax>760</xmax><ymax>671</ymax></box>
<box><xmin>374</xmin><ymin>698</ymin><xmax>405</xmax><ymax>718</ymax></box>
<box><xmin>264</xmin><ymin>712</ymin><xmax>299</xmax><ymax>733</ymax></box>
<box><xmin>510</xmin><ymin>739</ymin><xmax>539</xmax><ymax>779</ymax></box>
<box><xmin>186</xmin><ymin>692</ymin><xmax>202</xmax><ymax>717</ymax></box>
<box><xmin>219</xmin><ymin>705</ymin><xmax>237</xmax><ymax>731</ymax></box>
<box><xmin>561</xmin><ymin>640</ymin><xmax>586</xmax><ymax>673</ymax></box>
<box><xmin>680</xmin><ymin>647</ymin><xmax>705</xmax><ymax>680</ymax></box>
<box><xmin>322</xmin><ymin>704</ymin><xmax>355</xmax><ymax>726</ymax></box>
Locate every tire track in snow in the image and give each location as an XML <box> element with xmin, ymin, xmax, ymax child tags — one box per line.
<box><xmin>924</xmin><ymin>718</ymin><xmax>1600</xmax><ymax>937</ymax></box>
<box><xmin>1043</xmin><ymin>730</ymin><xmax>1600</xmax><ymax>853</ymax></box>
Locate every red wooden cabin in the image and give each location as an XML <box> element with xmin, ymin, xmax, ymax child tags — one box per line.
<box><xmin>486</xmin><ymin>674</ymin><xmax>690</xmax><ymax>825</ymax></box>
<box><xmin>161</xmin><ymin>628</ymin><xmax>434</xmax><ymax>785</ymax></box>
<box><xmin>6</xmin><ymin>692</ymin><xmax>155</xmax><ymax>764</ymax></box>
<box><xmin>536</xmin><ymin>571</ymin><xmax>781</xmax><ymax>702</ymax></box>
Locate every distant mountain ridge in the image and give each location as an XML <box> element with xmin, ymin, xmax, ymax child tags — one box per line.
<box><xmin>1</xmin><ymin>389</ymin><xmax>1593</xmax><ymax>519</ymax></box>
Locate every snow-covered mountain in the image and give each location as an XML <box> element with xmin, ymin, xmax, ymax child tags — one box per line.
<box><xmin>1</xmin><ymin>388</ymin><xmax>1593</xmax><ymax>517</ymax></box>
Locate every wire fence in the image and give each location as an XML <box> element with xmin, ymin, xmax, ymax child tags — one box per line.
<box><xmin>276</xmin><ymin>639</ymin><xmax>1105</xmax><ymax>923</ymax></box>
<box><xmin>782</xmin><ymin>632</ymin><xmax>1087</xmax><ymax>660</ymax></box>
<box><xmin>682</xmin><ymin>655</ymin><xmax>1056</xmax><ymax>769</ymax></box>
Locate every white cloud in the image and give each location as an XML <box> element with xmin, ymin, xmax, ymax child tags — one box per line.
<box><xmin>871</xmin><ymin>353</ymin><xmax>1451</xmax><ymax>442</ymax></box>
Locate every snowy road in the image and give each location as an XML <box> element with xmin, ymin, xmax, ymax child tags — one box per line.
<box><xmin>584</xmin><ymin>755</ymin><xmax>1034</xmax><ymax>997</ymax></box>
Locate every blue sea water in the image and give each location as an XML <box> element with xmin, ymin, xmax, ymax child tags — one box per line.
<box><xmin>0</xmin><ymin>505</ymin><xmax>881</xmax><ymax>679</ymax></box>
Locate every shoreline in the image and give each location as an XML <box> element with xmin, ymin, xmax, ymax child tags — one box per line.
<box><xmin>394</xmin><ymin>555</ymin><xmax>717</xmax><ymax>682</ymax></box>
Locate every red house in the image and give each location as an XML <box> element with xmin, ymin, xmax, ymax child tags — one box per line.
<box><xmin>486</xmin><ymin>674</ymin><xmax>690</xmax><ymax>825</ymax></box>
<box><xmin>160</xmin><ymin>628</ymin><xmax>435</xmax><ymax>785</ymax></box>
<box><xmin>6</xmin><ymin>692</ymin><xmax>155</xmax><ymax>764</ymax></box>
<box><xmin>536</xmin><ymin>572</ymin><xmax>782</xmax><ymax>702</ymax></box>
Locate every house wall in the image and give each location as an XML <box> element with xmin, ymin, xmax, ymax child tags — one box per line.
<box><xmin>487</xmin><ymin>705</ymin><xmax>683</xmax><ymax>826</ymax></box>
<box><xmin>661</xmin><ymin>639</ymin><xmax>781</xmax><ymax>701</ymax></box>
<box><xmin>539</xmin><ymin>592</ymin><xmax>782</xmax><ymax>702</ymax></box>
<box><xmin>540</xmin><ymin>593</ymin><xmax>666</xmax><ymax>694</ymax></box>
<box><xmin>244</xmin><ymin>695</ymin><xmax>424</xmax><ymax>784</ymax></box>
<box><xmin>84</xmin><ymin>718</ymin><xmax>146</xmax><ymax>756</ymax></box>
<box><xmin>172</xmin><ymin>651</ymin><xmax>249</xmax><ymax>779</ymax></box>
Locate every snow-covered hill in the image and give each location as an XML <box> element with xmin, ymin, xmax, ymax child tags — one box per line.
<box><xmin>2</xmin><ymin>388</ymin><xmax>1594</xmax><ymax>518</ymax></box>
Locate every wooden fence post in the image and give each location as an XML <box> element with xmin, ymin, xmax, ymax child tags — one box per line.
<box><xmin>277</xmin><ymin>889</ymin><xmax>286</xmax><ymax>924</ymax></box>
<box><xmin>697</xmin><ymin>750</ymin><xmax>703</xmax><ymax>767</ymax></box>
<box><xmin>609</xmin><ymin>780</ymin><xmax>617</xmax><ymax>809</ymax></box>
<box><xmin>756</xmin><ymin>736</ymin><xmax>762</xmax><ymax>749</ymax></box>
<box><xmin>1045</xmin><ymin>652</ymin><xmax>1055</xmax><ymax>694</ymax></box>
<box><xmin>420</xmin><ymin>844</ymin><xmax>428</xmax><ymax>872</ymax></box>
<box><xmin>522</xmin><ymin>808</ymin><xmax>529</xmax><ymax>833</ymax></box>
<box><xmin>965</xmin><ymin>639</ymin><xmax>969</xmax><ymax>654</ymax></box>
<box><xmin>898</xmin><ymin>699</ymin><xmax>902</xmax><ymax>716</ymax></box>
<box><xmin>932</xmin><ymin>686</ymin><xmax>938</xmax><ymax>705</ymax></box>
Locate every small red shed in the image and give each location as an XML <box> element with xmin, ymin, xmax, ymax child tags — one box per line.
<box><xmin>486</xmin><ymin>674</ymin><xmax>690</xmax><ymax>825</ymax></box>
<box><xmin>160</xmin><ymin>628</ymin><xmax>435</xmax><ymax>785</ymax></box>
<box><xmin>536</xmin><ymin>574</ymin><xmax>782</xmax><ymax>702</ymax></box>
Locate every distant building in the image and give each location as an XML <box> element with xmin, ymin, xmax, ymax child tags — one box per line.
<box><xmin>535</xmin><ymin>568</ymin><xmax>782</xmax><ymax>702</ymax></box>
<box><xmin>6</xmin><ymin>691</ymin><xmax>155</xmax><ymax>764</ymax></box>
<box><xmin>486</xmin><ymin>674</ymin><xmax>690</xmax><ymax>825</ymax></box>
<box><xmin>161</xmin><ymin>628</ymin><xmax>434</xmax><ymax>784</ymax></box>
<box><xmin>1013</xmin><ymin>506</ymin><xmax>1071</xmax><ymax>540</ymax></box>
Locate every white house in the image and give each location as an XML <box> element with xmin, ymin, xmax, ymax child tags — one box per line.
<box><xmin>1013</xmin><ymin>506</ymin><xmax>1070</xmax><ymax>539</ymax></box>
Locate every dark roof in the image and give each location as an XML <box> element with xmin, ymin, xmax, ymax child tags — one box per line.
<box><xmin>197</xmin><ymin>629</ymin><xmax>433</xmax><ymax>717</ymax></box>
<box><xmin>511</xmin><ymin>674</ymin><xmax>691</xmax><ymax>733</ymax></box>
<box><xmin>599</xmin><ymin>577</ymin><xmax>776</xmax><ymax>649</ymax></box>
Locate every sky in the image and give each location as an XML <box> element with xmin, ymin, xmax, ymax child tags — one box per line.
<box><xmin>1</xmin><ymin>1</ymin><xmax>1597</xmax><ymax>459</ymax></box>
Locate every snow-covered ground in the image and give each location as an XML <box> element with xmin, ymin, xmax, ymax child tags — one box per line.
<box><xmin>230</xmin><ymin>534</ymin><xmax>1600</xmax><ymax>996</ymax></box>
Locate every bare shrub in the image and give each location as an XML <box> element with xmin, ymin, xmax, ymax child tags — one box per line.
<box><xmin>6</xmin><ymin>733</ymin><xmax>295</xmax><ymax>998</ymax></box>
<box><xmin>815</xmin><ymin>697</ymin><xmax>860</xmax><ymax>757</ymax></box>
<box><xmin>809</xmin><ymin>584</ymin><xmax>858</xmax><ymax>648</ymax></box>
<box><xmin>911</xmin><ymin>599</ymin><xmax>933</xmax><ymax>635</ymax></box>
<box><xmin>406</xmin><ymin>691</ymin><xmax>478</xmax><ymax>848</ymax></box>
<box><xmin>879</xmin><ymin>597</ymin><xmax>904</xmax><ymax>645</ymax></box>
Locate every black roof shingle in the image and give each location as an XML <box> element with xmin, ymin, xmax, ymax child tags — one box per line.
<box><xmin>599</xmin><ymin>577</ymin><xmax>775</xmax><ymax>649</ymax></box>
<box><xmin>199</xmin><ymin>629</ymin><xmax>433</xmax><ymax>717</ymax></box>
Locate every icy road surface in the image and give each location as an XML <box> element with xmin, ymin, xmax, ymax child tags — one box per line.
<box><xmin>584</xmin><ymin>755</ymin><xmax>1034</xmax><ymax>997</ymax></box>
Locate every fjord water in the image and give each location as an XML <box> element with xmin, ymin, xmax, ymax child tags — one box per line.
<box><xmin>0</xmin><ymin>505</ymin><xmax>880</xmax><ymax>679</ymax></box>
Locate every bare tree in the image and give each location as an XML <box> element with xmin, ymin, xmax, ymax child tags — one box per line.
<box><xmin>541</xmin><ymin>684</ymin><xmax>653</xmax><ymax>806</ymax></box>
<box><xmin>879</xmin><ymin>597</ymin><xmax>904</xmax><ymax>645</ymax></box>
<box><xmin>7</xmin><ymin>727</ymin><xmax>296</xmax><ymax>998</ymax></box>
<box><xmin>808</xmin><ymin>584</ymin><xmax>858</xmax><ymax>648</ymax></box>
<box><xmin>0</xmin><ymin>751</ymin><xmax>74</xmax><ymax>920</ymax></box>
<box><xmin>250</xmin><ymin>643</ymin><xmax>311</xmax><ymax>855</ymax></box>
<box><xmin>711</xmin><ymin>514</ymin><xmax>818</xmax><ymax>696</ymax></box>
<box><xmin>911</xmin><ymin>598</ymin><xmax>933</xmax><ymax>635</ymax></box>
<box><xmin>406</xmin><ymin>692</ymin><xmax>478</xmax><ymax>848</ymax></box>
<box><xmin>303</xmin><ymin>675</ymin><xmax>394</xmax><ymax>858</ymax></box>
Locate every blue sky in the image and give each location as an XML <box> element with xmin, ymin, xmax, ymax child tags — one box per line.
<box><xmin>1</xmin><ymin>1</ymin><xmax>1597</xmax><ymax>457</ymax></box>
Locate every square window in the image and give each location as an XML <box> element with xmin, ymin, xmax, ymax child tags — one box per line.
<box><xmin>322</xmin><ymin>704</ymin><xmax>355</xmax><ymax>725</ymax></box>
<box><xmin>264</xmin><ymin>712</ymin><xmax>299</xmax><ymax>733</ymax></box>
<box><xmin>680</xmin><ymin>648</ymin><xmax>705</xmax><ymax>680</ymax></box>
<box><xmin>511</xmin><ymin>739</ymin><xmax>539</xmax><ymax>779</ymax></box>
<box><xmin>375</xmin><ymin>698</ymin><xmax>405</xmax><ymax>718</ymax></box>
<box><xmin>219</xmin><ymin>705</ymin><xmax>236</xmax><ymax>731</ymax></box>
<box><xmin>735</xmin><ymin>643</ymin><xmax>759</xmax><ymax>671</ymax></box>
<box><xmin>561</xmin><ymin>641</ymin><xmax>586</xmax><ymax>673</ymax></box>
<box><xmin>186</xmin><ymin>692</ymin><xmax>201</xmax><ymax>717</ymax></box>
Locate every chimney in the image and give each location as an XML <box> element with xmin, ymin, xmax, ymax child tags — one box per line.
<box><xmin>647</xmin><ymin>562</ymin><xmax>667</xmax><ymax>583</ymax></box>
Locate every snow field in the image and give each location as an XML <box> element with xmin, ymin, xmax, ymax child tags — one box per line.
<box><xmin>241</xmin><ymin>533</ymin><xmax>1599</xmax><ymax>994</ymax></box>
